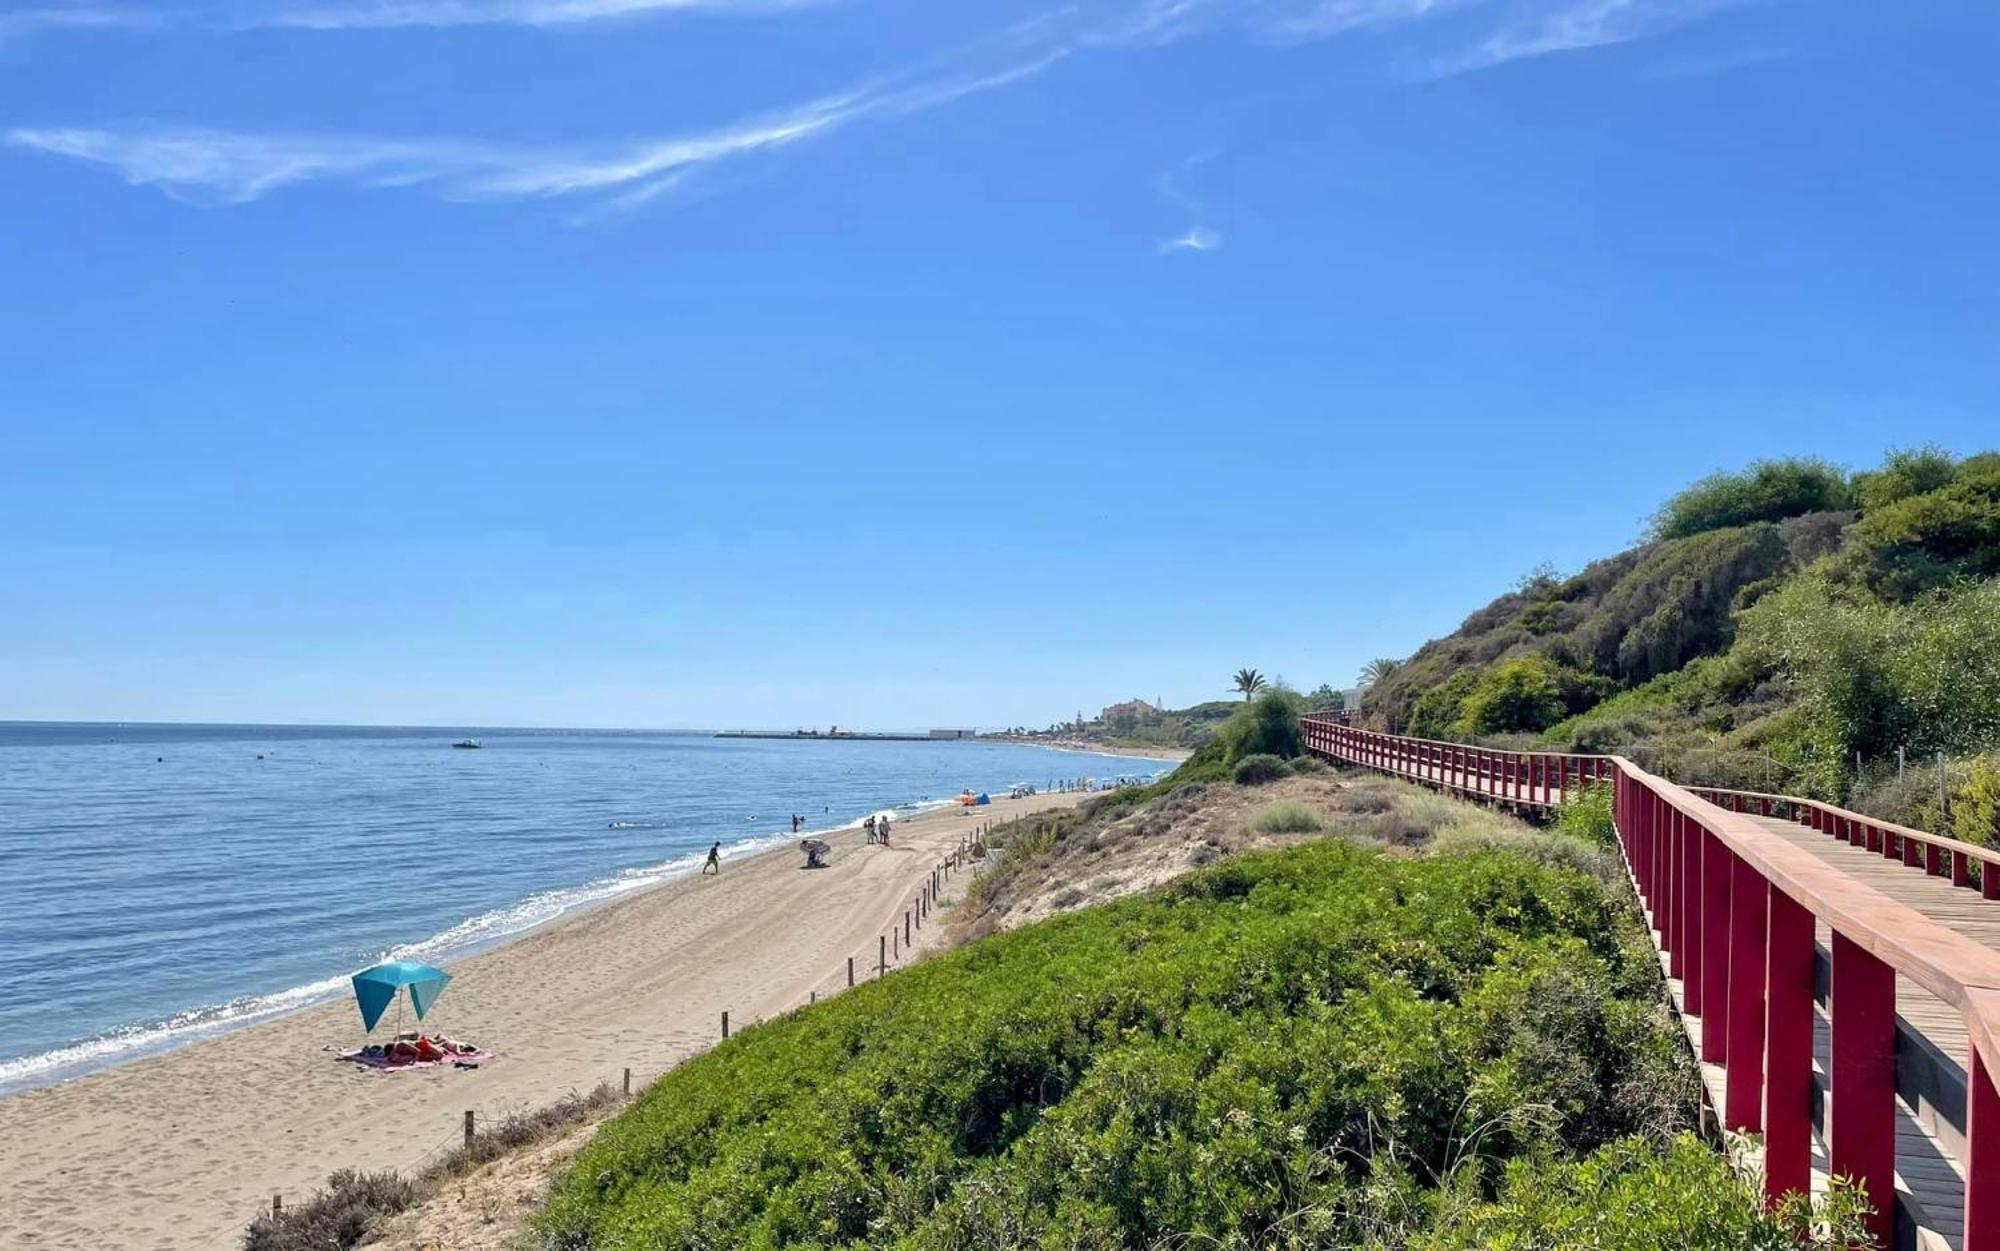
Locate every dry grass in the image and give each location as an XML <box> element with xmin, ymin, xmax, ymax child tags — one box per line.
<box><xmin>244</xmin><ymin>1083</ymin><xmax>626</xmax><ymax>1251</ymax></box>
<box><xmin>954</xmin><ymin>767</ymin><xmax>1602</xmax><ymax>941</ymax></box>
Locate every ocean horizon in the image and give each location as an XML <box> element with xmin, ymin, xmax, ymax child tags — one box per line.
<box><xmin>0</xmin><ymin>721</ymin><xmax>1165</xmax><ymax>1094</ymax></box>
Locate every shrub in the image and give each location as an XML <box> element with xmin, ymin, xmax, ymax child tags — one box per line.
<box><xmin>1852</xmin><ymin>451</ymin><xmax>2000</xmax><ymax>583</ymax></box>
<box><xmin>1555</xmin><ymin>782</ymin><xmax>1618</xmax><ymax>849</ymax></box>
<box><xmin>537</xmin><ymin>841</ymin><xmax>1691</xmax><ymax>1250</ymax></box>
<box><xmin>1249</xmin><ymin>799</ymin><xmax>1325</xmax><ymax>834</ymax></box>
<box><xmin>1575</xmin><ymin>523</ymin><xmax>1792</xmax><ymax>683</ymax></box>
<box><xmin>1649</xmin><ymin>457</ymin><xmax>1853</xmax><ymax>540</ymax></box>
<box><xmin>422</xmin><ymin>1083</ymin><xmax>623</xmax><ymax>1180</ymax></box>
<box><xmin>1455</xmin><ymin>655</ymin><xmax>1567</xmax><ymax>737</ymax></box>
<box><xmin>1409</xmin><ymin>669</ymin><xmax>1484</xmax><ymax>739</ymax></box>
<box><xmin>243</xmin><ymin>1169</ymin><xmax>421</xmax><ymax>1251</ymax></box>
<box><xmin>1737</xmin><ymin>573</ymin><xmax>2000</xmax><ymax>793</ymax></box>
<box><xmin>1853</xmin><ymin>444</ymin><xmax>1961</xmax><ymax>512</ymax></box>
<box><xmin>1856</xmin><ymin>753</ymin><xmax>2000</xmax><ymax>848</ymax></box>
<box><xmin>1232</xmin><ymin>752</ymin><xmax>1291</xmax><ymax>785</ymax></box>
<box><xmin>1417</xmin><ymin>1135</ymin><xmax>1870</xmax><ymax>1251</ymax></box>
<box><xmin>1218</xmin><ymin>689</ymin><xmax>1306</xmax><ymax>762</ymax></box>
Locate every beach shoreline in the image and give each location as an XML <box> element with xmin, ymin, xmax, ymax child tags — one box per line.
<box><xmin>984</xmin><ymin>735</ymin><xmax>1192</xmax><ymax>761</ymax></box>
<box><xmin>0</xmin><ymin>777</ymin><xmax>1169</xmax><ymax>1250</ymax></box>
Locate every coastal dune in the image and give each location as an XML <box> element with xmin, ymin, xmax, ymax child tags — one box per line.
<box><xmin>0</xmin><ymin>789</ymin><xmax>1100</xmax><ymax>1250</ymax></box>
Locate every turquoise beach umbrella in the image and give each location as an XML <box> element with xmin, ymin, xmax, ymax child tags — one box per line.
<box><xmin>351</xmin><ymin>961</ymin><xmax>452</xmax><ymax>1033</ymax></box>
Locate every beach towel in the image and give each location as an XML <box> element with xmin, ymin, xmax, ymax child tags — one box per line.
<box><xmin>338</xmin><ymin>1047</ymin><xmax>494</xmax><ymax>1071</ymax></box>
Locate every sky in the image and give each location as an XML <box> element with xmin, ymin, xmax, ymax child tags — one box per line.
<box><xmin>2</xmin><ymin>0</ymin><xmax>1997</xmax><ymax>730</ymax></box>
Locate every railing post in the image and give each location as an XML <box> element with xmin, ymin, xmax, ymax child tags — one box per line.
<box><xmin>1764</xmin><ymin>883</ymin><xmax>1813</xmax><ymax>1206</ymax></box>
<box><xmin>1657</xmin><ymin>801</ymin><xmax>1674</xmax><ymax>945</ymax></box>
<box><xmin>1677</xmin><ymin>811</ymin><xmax>1699</xmax><ymax>983</ymax></box>
<box><xmin>1968</xmin><ymin>1047</ymin><xmax>2000</xmax><ymax>1251</ymax></box>
<box><xmin>1830</xmin><ymin>931</ymin><xmax>1897</xmax><ymax>1249</ymax></box>
<box><xmin>1724</xmin><ymin>852</ymin><xmax>1767</xmax><ymax>1131</ymax></box>
<box><xmin>1695</xmin><ymin>827</ymin><xmax>1725</xmax><ymax>1037</ymax></box>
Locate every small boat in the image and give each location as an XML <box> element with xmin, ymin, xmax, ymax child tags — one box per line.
<box><xmin>452</xmin><ymin>739</ymin><xmax>482</xmax><ymax>750</ymax></box>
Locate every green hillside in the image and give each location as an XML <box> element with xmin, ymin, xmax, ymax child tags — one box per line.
<box><xmin>1359</xmin><ymin>448</ymin><xmax>2000</xmax><ymax>836</ymax></box>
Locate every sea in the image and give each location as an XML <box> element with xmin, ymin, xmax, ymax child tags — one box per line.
<box><xmin>0</xmin><ymin>722</ymin><xmax>1165</xmax><ymax>1095</ymax></box>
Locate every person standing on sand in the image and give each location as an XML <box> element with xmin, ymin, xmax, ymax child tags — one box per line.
<box><xmin>702</xmin><ymin>841</ymin><xmax>721</xmax><ymax>875</ymax></box>
<box><xmin>878</xmin><ymin>813</ymin><xmax>891</xmax><ymax>846</ymax></box>
<box><xmin>864</xmin><ymin>815</ymin><xmax>877</xmax><ymax>844</ymax></box>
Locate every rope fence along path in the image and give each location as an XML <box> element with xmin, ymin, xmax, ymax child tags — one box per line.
<box><xmin>1303</xmin><ymin>715</ymin><xmax>2000</xmax><ymax>1251</ymax></box>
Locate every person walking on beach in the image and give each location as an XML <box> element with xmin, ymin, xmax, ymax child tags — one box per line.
<box><xmin>877</xmin><ymin>813</ymin><xmax>891</xmax><ymax>846</ymax></box>
<box><xmin>864</xmin><ymin>815</ymin><xmax>878</xmax><ymax>844</ymax></box>
<box><xmin>702</xmin><ymin>841</ymin><xmax>721</xmax><ymax>875</ymax></box>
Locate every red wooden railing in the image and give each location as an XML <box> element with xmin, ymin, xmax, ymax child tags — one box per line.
<box><xmin>1301</xmin><ymin>715</ymin><xmax>2000</xmax><ymax>1251</ymax></box>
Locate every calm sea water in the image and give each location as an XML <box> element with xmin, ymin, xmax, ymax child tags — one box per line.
<box><xmin>0</xmin><ymin>723</ymin><xmax>1162</xmax><ymax>1093</ymax></box>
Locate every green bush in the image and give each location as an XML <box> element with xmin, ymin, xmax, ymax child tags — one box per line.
<box><xmin>1649</xmin><ymin>457</ymin><xmax>1853</xmax><ymax>540</ymax></box>
<box><xmin>1852</xmin><ymin>451</ymin><xmax>2000</xmax><ymax>581</ymax></box>
<box><xmin>1410</xmin><ymin>669</ymin><xmax>1484</xmax><ymax>739</ymax></box>
<box><xmin>1232</xmin><ymin>752</ymin><xmax>1292</xmax><ymax>785</ymax></box>
<box><xmin>1455</xmin><ymin>655</ymin><xmax>1568</xmax><ymax>736</ymax></box>
<box><xmin>1417</xmin><ymin>1135</ymin><xmax>1870</xmax><ymax>1251</ymax></box>
<box><xmin>1219</xmin><ymin>689</ymin><xmax>1305</xmax><ymax>762</ymax></box>
<box><xmin>1249</xmin><ymin>798</ymin><xmax>1324</xmax><ymax>833</ymax></box>
<box><xmin>1555</xmin><ymin>782</ymin><xmax>1618</xmax><ymax>849</ymax></box>
<box><xmin>1737</xmin><ymin>572</ymin><xmax>2000</xmax><ymax>793</ymax></box>
<box><xmin>1853</xmin><ymin>444</ymin><xmax>1961</xmax><ymax>512</ymax></box>
<box><xmin>538</xmin><ymin>842</ymin><xmax>1691</xmax><ymax>1250</ymax></box>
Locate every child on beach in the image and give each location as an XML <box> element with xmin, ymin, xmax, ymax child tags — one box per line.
<box><xmin>702</xmin><ymin>841</ymin><xmax>721</xmax><ymax>875</ymax></box>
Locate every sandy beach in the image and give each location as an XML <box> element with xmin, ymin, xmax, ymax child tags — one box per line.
<box><xmin>0</xmin><ymin>787</ymin><xmax>1118</xmax><ymax>1250</ymax></box>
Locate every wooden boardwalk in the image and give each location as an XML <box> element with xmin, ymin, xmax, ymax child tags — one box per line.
<box><xmin>1300</xmin><ymin>716</ymin><xmax>2000</xmax><ymax>1251</ymax></box>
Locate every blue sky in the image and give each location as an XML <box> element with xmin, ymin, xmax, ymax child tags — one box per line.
<box><xmin>2</xmin><ymin>0</ymin><xmax>1996</xmax><ymax>729</ymax></box>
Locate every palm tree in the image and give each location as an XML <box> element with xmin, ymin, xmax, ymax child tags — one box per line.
<box><xmin>1358</xmin><ymin>657</ymin><xmax>1401</xmax><ymax>688</ymax></box>
<box><xmin>1232</xmin><ymin>668</ymin><xmax>1268</xmax><ymax>701</ymax></box>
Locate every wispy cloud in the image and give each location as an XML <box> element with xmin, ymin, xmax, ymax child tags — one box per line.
<box><xmin>1160</xmin><ymin>226</ymin><xmax>1220</xmax><ymax>252</ymax></box>
<box><xmin>245</xmin><ymin>0</ymin><xmax>819</xmax><ymax>32</ymax></box>
<box><xmin>6</xmin><ymin>0</ymin><xmax>1763</xmax><ymax>219</ymax></box>
<box><xmin>1155</xmin><ymin>150</ymin><xmax>1221</xmax><ymax>254</ymax></box>
<box><xmin>1434</xmin><ymin>0</ymin><xmax>1747</xmax><ymax>76</ymax></box>
<box><xmin>4</xmin><ymin>36</ymin><xmax>1070</xmax><ymax>211</ymax></box>
<box><xmin>0</xmin><ymin>6</ymin><xmax>157</xmax><ymax>38</ymax></box>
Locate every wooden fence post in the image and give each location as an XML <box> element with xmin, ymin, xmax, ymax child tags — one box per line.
<box><xmin>721</xmin><ymin>1011</ymin><xmax>730</xmax><ymax>1039</ymax></box>
<box><xmin>272</xmin><ymin>1195</ymin><xmax>282</xmax><ymax>1219</ymax></box>
<box><xmin>878</xmin><ymin>934</ymin><xmax>887</xmax><ymax>976</ymax></box>
<box><xmin>847</xmin><ymin>956</ymin><xmax>854</xmax><ymax>987</ymax></box>
<box><xmin>623</xmin><ymin>1067</ymin><xmax>631</xmax><ymax>1095</ymax></box>
<box><xmin>464</xmin><ymin>1110</ymin><xmax>476</xmax><ymax>1150</ymax></box>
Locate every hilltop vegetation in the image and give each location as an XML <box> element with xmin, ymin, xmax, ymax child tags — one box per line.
<box><xmin>1358</xmin><ymin>447</ymin><xmax>2000</xmax><ymax>839</ymax></box>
